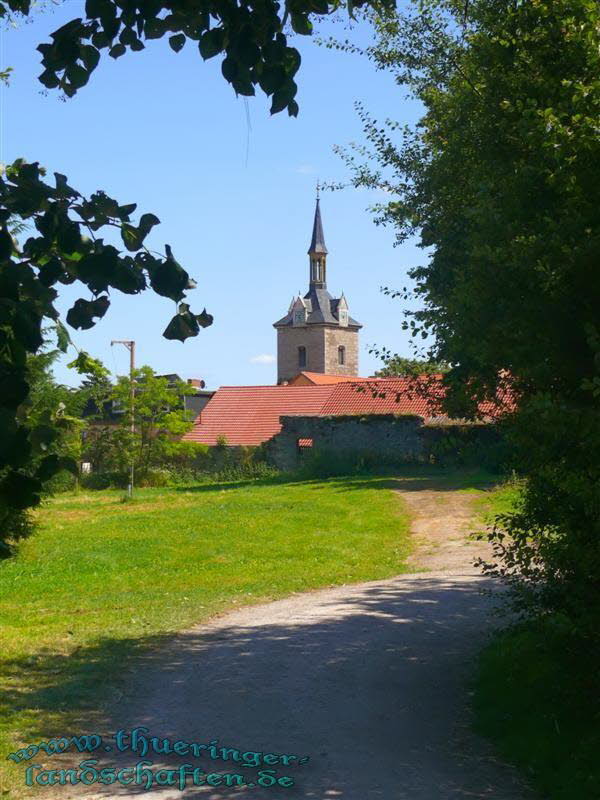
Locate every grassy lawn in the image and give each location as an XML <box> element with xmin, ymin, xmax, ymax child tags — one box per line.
<box><xmin>0</xmin><ymin>474</ymin><xmax>411</xmax><ymax>795</ymax></box>
<box><xmin>472</xmin><ymin>479</ymin><xmax>600</xmax><ymax>800</ymax></box>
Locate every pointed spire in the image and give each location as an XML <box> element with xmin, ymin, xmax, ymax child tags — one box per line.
<box><xmin>308</xmin><ymin>188</ymin><xmax>328</xmax><ymax>255</ymax></box>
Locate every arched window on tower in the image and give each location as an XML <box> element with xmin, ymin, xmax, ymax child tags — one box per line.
<box><xmin>298</xmin><ymin>346</ymin><xmax>307</xmax><ymax>368</ymax></box>
<box><xmin>338</xmin><ymin>346</ymin><xmax>346</xmax><ymax>366</ymax></box>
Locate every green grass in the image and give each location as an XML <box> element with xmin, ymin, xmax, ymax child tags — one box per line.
<box><xmin>0</xmin><ymin>474</ymin><xmax>411</xmax><ymax>795</ymax></box>
<box><xmin>474</xmin><ymin>474</ymin><xmax>523</xmax><ymax>519</ymax></box>
<box><xmin>472</xmin><ymin>478</ymin><xmax>600</xmax><ymax>800</ymax></box>
<box><xmin>474</xmin><ymin>619</ymin><xmax>600</xmax><ymax>800</ymax></box>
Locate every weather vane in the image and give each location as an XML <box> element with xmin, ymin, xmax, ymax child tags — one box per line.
<box><xmin>316</xmin><ymin>180</ymin><xmax>320</xmax><ymax>200</ymax></box>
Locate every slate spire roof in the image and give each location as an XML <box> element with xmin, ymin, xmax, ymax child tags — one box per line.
<box><xmin>273</xmin><ymin>195</ymin><xmax>361</xmax><ymax>329</ymax></box>
<box><xmin>307</xmin><ymin>197</ymin><xmax>328</xmax><ymax>255</ymax></box>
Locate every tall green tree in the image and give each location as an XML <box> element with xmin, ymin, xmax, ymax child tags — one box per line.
<box><xmin>373</xmin><ymin>354</ymin><xmax>447</xmax><ymax>377</ymax></box>
<box><xmin>110</xmin><ymin>366</ymin><xmax>197</xmax><ymax>475</ymax></box>
<box><xmin>0</xmin><ymin>335</ymin><xmax>83</xmax><ymax>555</ymax></box>
<box><xmin>342</xmin><ymin>0</ymin><xmax>600</xmax><ymax>635</ymax></box>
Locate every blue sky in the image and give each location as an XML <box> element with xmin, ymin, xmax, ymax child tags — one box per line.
<box><xmin>1</xmin><ymin>1</ymin><xmax>425</xmax><ymax>388</ymax></box>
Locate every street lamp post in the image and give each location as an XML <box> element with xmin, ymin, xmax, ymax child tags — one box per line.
<box><xmin>111</xmin><ymin>339</ymin><xmax>135</xmax><ymax>497</ymax></box>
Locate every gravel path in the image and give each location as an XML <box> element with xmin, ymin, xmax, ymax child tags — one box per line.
<box><xmin>45</xmin><ymin>483</ymin><xmax>532</xmax><ymax>800</ymax></box>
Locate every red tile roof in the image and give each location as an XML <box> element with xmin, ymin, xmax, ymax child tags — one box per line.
<box><xmin>183</xmin><ymin>384</ymin><xmax>335</xmax><ymax>446</ymax></box>
<box><xmin>321</xmin><ymin>377</ymin><xmax>446</xmax><ymax>418</ymax></box>
<box><xmin>184</xmin><ymin>376</ymin><xmax>511</xmax><ymax>447</ymax></box>
<box><xmin>288</xmin><ymin>371</ymin><xmax>367</xmax><ymax>386</ymax></box>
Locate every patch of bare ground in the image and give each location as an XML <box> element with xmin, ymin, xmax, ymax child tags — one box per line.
<box><xmin>400</xmin><ymin>487</ymin><xmax>493</xmax><ymax>574</ymax></box>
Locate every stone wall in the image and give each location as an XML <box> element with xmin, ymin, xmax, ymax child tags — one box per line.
<box><xmin>266</xmin><ymin>413</ymin><xmax>426</xmax><ymax>471</ymax></box>
<box><xmin>266</xmin><ymin>414</ymin><xmax>502</xmax><ymax>472</ymax></box>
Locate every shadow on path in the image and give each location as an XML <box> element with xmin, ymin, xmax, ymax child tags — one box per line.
<box><xmin>31</xmin><ymin>574</ymin><xmax>532</xmax><ymax>800</ymax></box>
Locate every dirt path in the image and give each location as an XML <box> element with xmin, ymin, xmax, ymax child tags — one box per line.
<box><xmin>403</xmin><ymin>486</ymin><xmax>493</xmax><ymax>573</ymax></box>
<box><xmin>44</xmin><ymin>483</ymin><xmax>531</xmax><ymax>800</ymax></box>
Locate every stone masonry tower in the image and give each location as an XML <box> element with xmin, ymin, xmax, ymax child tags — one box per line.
<box><xmin>273</xmin><ymin>195</ymin><xmax>362</xmax><ymax>384</ymax></box>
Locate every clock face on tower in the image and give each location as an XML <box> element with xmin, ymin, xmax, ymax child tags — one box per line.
<box><xmin>294</xmin><ymin>311</ymin><xmax>305</xmax><ymax>324</ymax></box>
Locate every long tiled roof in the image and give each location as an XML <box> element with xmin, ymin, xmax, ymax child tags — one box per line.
<box><xmin>184</xmin><ymin>378</ymin><xmax>444</xmax><ymax>446</ymax></box>
<box><xmin>182</xmin><ymin>384</ymin><xmax>335</xmax><ymax>446</ymax></box>
<box><xmin>183</xmin><ymin>376</ymin><xmax>511</xmax><ymax>447</ymax></box>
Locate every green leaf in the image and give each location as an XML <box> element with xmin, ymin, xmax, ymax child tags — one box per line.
<box><xmin>117</xmin><ymin>202</ymin><xmax>137</xmax><ymax>220</ymax></box>
<box><xmin>80</xmin><ymin>44</ymin><xmax>100</xmax><ymax>71</ymax></box>
<box><xmin>85</xmin><ymin>0</ymin><xmax>109</xmax><ymax>17</ymax></box>
<box><xmin>291</xmin><ymin>13</ymin><xmax>313</xmax><ymax>35</ymax></box>
<box><xmin>56</xmin><ymin>320</ymin><xmax>71</xmax><ymax>352</ymax></box>
<box><xmin>66</xmin><ymin>295</ymin><xmax>110</xmax><ymax>330</ymax></box>
<box><xmin>56</xmin><ymin>220</ymin><xmax>82</xmax><ymax>254</ymax></box>
<box><xmin>199</xmin><ymin>28</ymin><xmax>225</xmax><ymax>60</ymax></box>
<box><xmin>91</xmin><ymin>30</ymin><xmax>111</xmax><ymax>48</ymax></box>
<box><xmin>144</xmin><ymin>17</ymin><xmax>169</xmax><ymax>40</ymax></box>
<box><xmin>109</xmin><ymin>43</ymin><xmax>126</xmax><ymax>59</ymax></box>
<box><xmin>65</xmin><ymin>63</ymin><xmax>89</xmax><ymax>89</ymax></box>
<box><xmin>221</xmin><ymin>56</ymin><xmax>237</xmax><ymax>82</ymax></box>
<box><xmin>138</xmin><ymin>212</ymin><xmax>160</xmax><ymax>235</ymax></box>
<box><xmin>258</xmin><ymin>65</ymin><xmax>286</xmax><ymax>95</ymax></box>
<box><xmin>146</xmin><ymin>245</ymin><xmax>190</xmax><ymax>301</ymax></box>
<box><xmin>232</xmin><ymin>77</ymin><xmax>255</xmax><ymax>96</ymax></box>
<box><xmin>39</xmin><ymin>69</ymin><xmax>60</xmax><ymax>89</ymax></box>
<box><xmin>169</xmin><ymin>33</ymin><xmax>186</xmax><ymax>53</ymax></box>
<box><xmin>120</xmin><ymin>214</ymin><xmax>158</xmax><ymax>251</ymax></box>
<box><xmin>163</xmin><ymin>309</ymin><xmax>199</xmax><ymax>342</ymax></box>
<box><xmin>270</xmin><ymin>79</ymin><xmax>297</xmax><ymax>114</ymax></box>
<box><xmin>121</xmin><ymin>224</ymin><xmax>142</xmax><ymax>251</ymax></box>
<box><xmin>196</xmin><ymin>308</ymin><xmax>213</xmax><ymax>328</ymax></box>
<box><xmin>0</xmin><ymin>227</ymin><xmax>13</xmax><ymax>259</ymax></box>
<box><xmin>67</xmin><ymin>350</ymin><xmax>110</xmax><ymax>379</ymax></box>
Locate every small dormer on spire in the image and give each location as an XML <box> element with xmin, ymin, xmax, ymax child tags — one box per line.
<box><xmin>308</xmin><ymin>186</ymin><xmax>328</xmax><ymax>287</ymax></box>
<box><xmin>337</xmin><ymin>292</ymin><xmax>349</xmax><ymax>326</ymax></box>
<box><xmin>291</xmin><ymin>295</ymin><xmax>308</xmax><ymax>326</ymax></box>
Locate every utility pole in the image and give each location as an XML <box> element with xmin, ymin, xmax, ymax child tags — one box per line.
<box><xmin>111</xmin><ymin>340</ymin><xmax>135</xmax><ymax>497</ymax></box>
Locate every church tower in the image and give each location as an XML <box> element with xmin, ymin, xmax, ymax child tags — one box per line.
<box><xmin>273</xmin><ymin>195</ymin><xmax>362</xmax><ymax>384</ymax></box>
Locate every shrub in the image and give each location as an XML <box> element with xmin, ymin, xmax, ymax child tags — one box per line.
<box><xmin>297</xmin><ymin>447</ymin><xmax>412</xmax><ymax>479</ymax></box>
<box><xmin>0</xmin><ymin>507</ymin><xmax>34</xmax><ymax>559</ymax></box>
<box><xmin>135</xmin><ymin>467</ymin><xmax>172</xmax><ymax>487</ymax></box>
<box><xmin>425</xmin><ymin>424</ymin><xmax>511</xmax><ymax>472</ymax></box>
<box><xmin>44</xmin><ymin>469</ymin><xmax>78</xmax><ymax>494</ymax></box>
<box><xmin>80</xmin><ymin>471</ymin><xmax>127</xmax><ymax>490</ymax></box>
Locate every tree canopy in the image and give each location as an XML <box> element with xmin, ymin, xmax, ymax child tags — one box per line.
<box><xmin>0</xmin><ymin>0</ymin><xmax>392</xmax><ymax>115</ymax></box>
<box><xmin>342</xmin><ymin>0</ymin><xmax>600</xmax><ymax>634</ymax></box>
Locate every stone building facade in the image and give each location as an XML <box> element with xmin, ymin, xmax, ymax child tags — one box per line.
<box><xmin>273</xmin><ymin>196</ymin><xmax>362</xmax><ymax>384</ymax></box>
